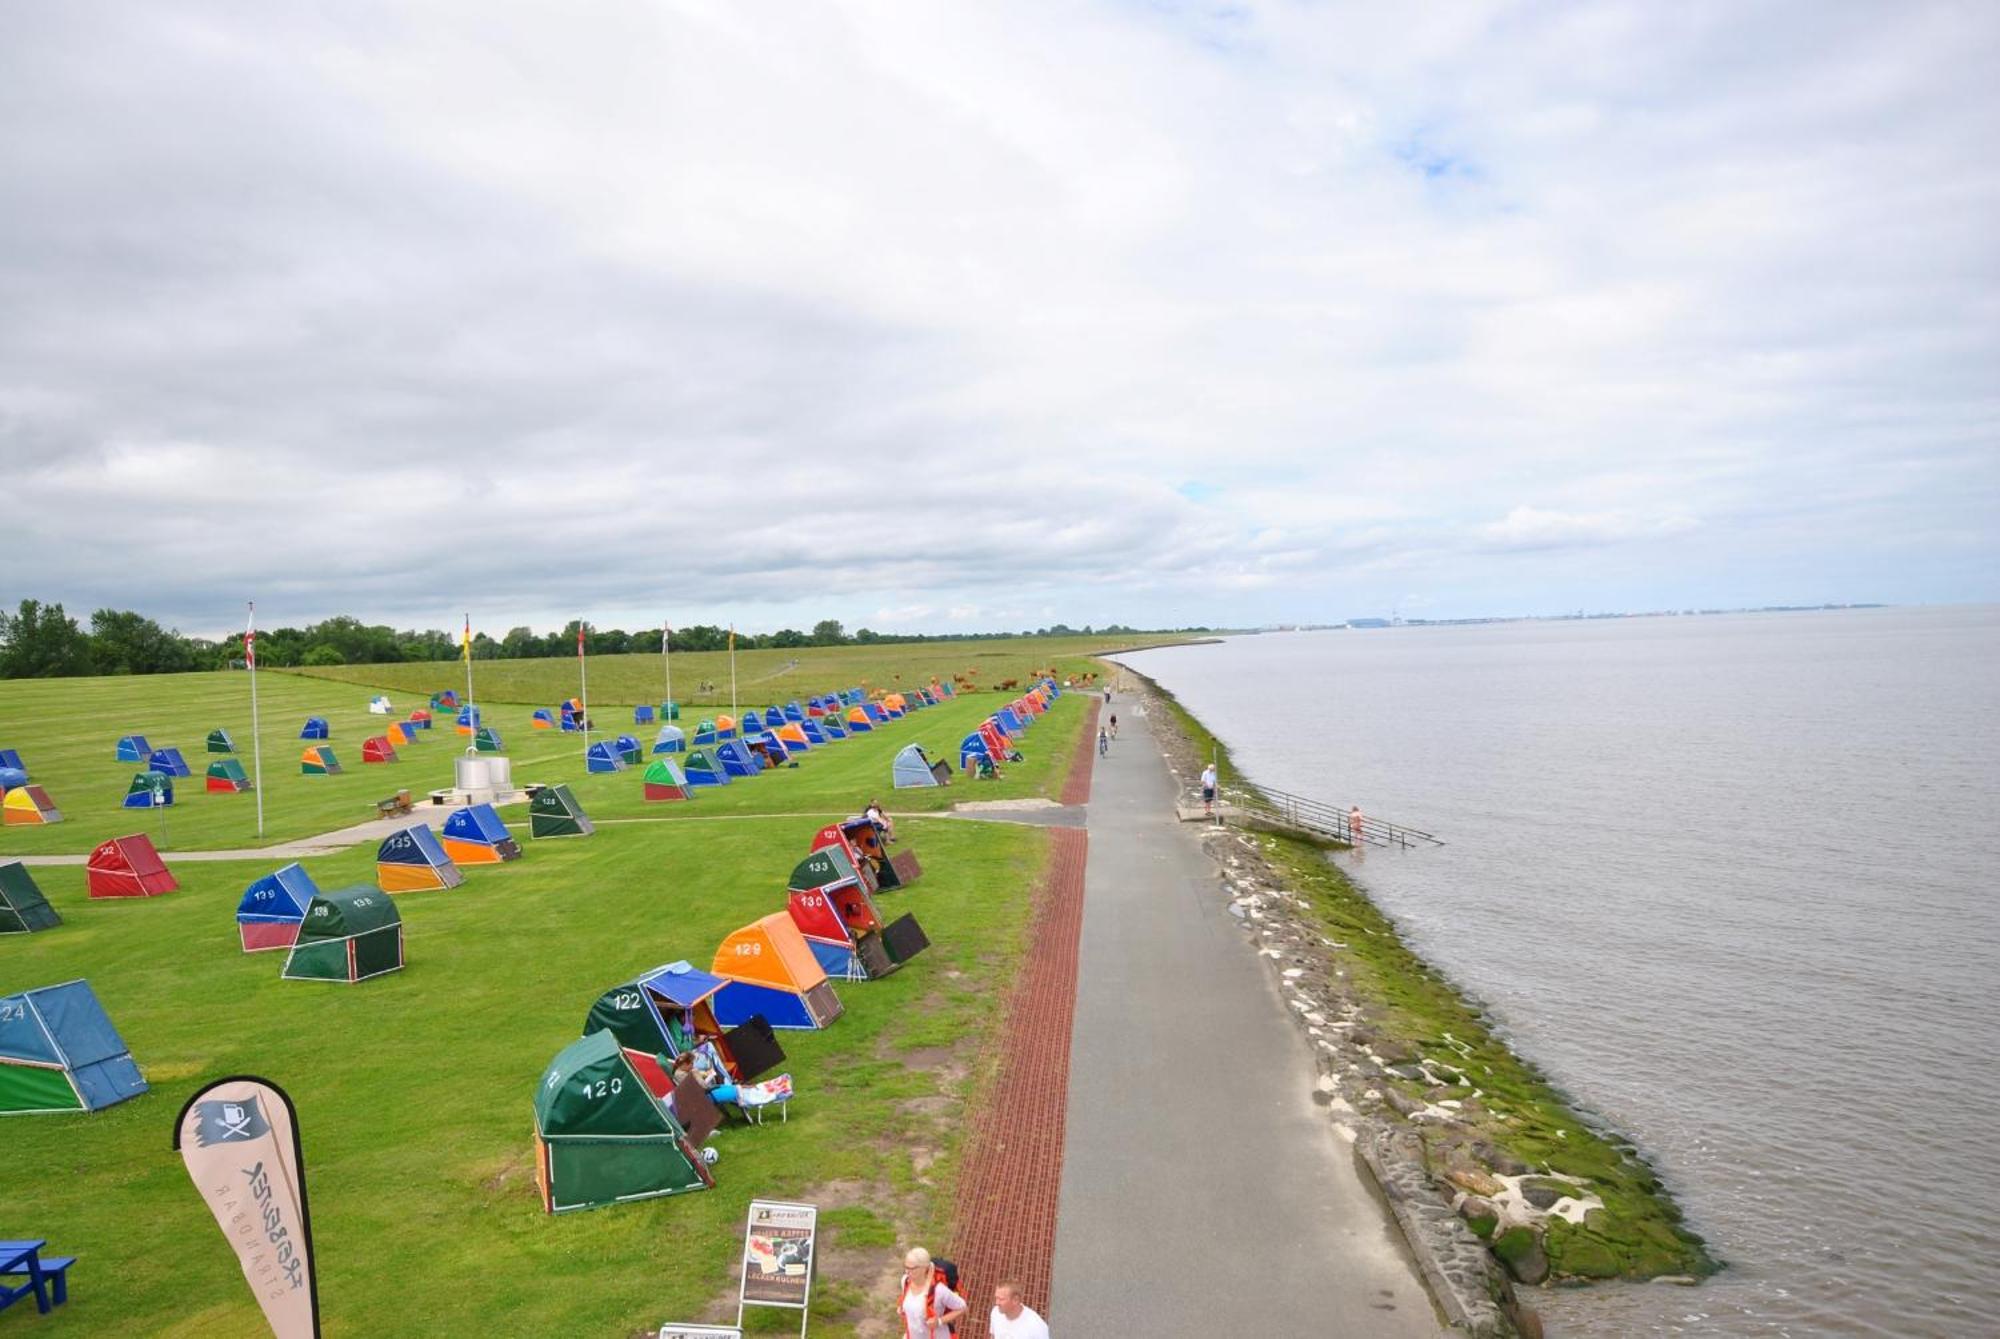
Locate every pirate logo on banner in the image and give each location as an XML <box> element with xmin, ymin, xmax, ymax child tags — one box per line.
<box><xmin>172</xmin><ymin>1076</ymin><xmax>321</xmax><ymax>1339</ymax></box>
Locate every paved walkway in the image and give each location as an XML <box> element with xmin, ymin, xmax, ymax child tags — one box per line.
<box><xmin>1047</xmin><ymin>700</ymin><xmax>1444</xmax><ymax>1334</ymax></box>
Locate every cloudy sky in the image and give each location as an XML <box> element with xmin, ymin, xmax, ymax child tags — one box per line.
<box><xmin>4</xmin><ymin>1</ymin><xmax>1995</xmax><ymax>637</ymax></box>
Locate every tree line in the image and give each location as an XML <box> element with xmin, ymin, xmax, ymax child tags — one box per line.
<box><xmin>0</xmin><ymin>599</ymin><xmax>1182</xmax><ymax>678</ymax></box>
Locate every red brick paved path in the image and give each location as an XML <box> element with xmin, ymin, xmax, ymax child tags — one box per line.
<box><xmin>949</xmin><ymin>698</ymin><xmax>1097</xmax><ymax>1334</ymax></box>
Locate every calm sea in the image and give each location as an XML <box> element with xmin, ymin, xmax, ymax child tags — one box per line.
<box><xmin>1121</xmin><ymin>606</ymin><xmax>2000</xmax><ymax>1337</ymax></box>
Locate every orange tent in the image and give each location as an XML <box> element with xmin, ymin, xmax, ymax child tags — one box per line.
<box><xmin>710</xmin><ymin>912</ymin><xmax>842</xmax><ymax>1030</ymax></box>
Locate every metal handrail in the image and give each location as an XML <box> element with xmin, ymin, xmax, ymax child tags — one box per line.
<box><xmin>1214</xmin><ymin>782</ymin><xmax>1442</xmax><ymax>849</ymax></box>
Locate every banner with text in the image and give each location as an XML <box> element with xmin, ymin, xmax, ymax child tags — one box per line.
<box><xmin>172</xmin><ymin>1076</ymin><xmax>320</xmax><ymax>1339</ymax></box>
<box><xmin>737</xmin><ymin>1198</ymin><xmax>818</xmax><ymax>1322</ymax></box>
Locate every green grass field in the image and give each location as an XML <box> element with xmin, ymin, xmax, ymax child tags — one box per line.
<box><xmin>0</xmin><ymin>661</ymin><xmax>1094</xmax><ymax>858</ymax></box>
<box><xmin>291</xmin><ymin>634</ymin><xmax>1182</xmax><ymax>709</ymax></box>
<box><xmin>0</xmin><ymin>667</ymin><xmax>1095</xmax><ymax>1334</ymax></box>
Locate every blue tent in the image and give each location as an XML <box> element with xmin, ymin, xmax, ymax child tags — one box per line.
<box><xmin>560</xmin><ymin>705</ymin><xmax>583</xmax><ymax>732</ymax></box>
<box><xmin>683</xmin><ymin>749</ymin><xmax>730</xmax><ymax>787</ymax></box>
<box><xmin>799</xmin><ymin>719</ymin><xmax>828</xmax><ymax>745</ymax></box>
<box><xmin>652</xmin><ymin>724</ymin><xmax>686</xmax><ymax>754</ymax></box>
<box><xmin>0</xmin><ymin>748</ymin><xmax>23</xmax><ymax>773</ymax></box>
<box><xmin>533</xmin><ymin>708</ymin><xmax>557</xmax><ymax>728</ymax></box>
<box><xmin>613</xmin><ymin>734</ymin><xmax>642</xmax><ymax>763</ymax></box>
<box><xmin>960</xmin><ymin>733</ymin><xmax>993</xmax><ymax>767</ymax></box>
<box><xmin>783</xmin><ymin>702</ymin><xmax>804</xmax><ymax>722</ymax></box>
<box><xmin>715</xmin><ymin>741</ymin><xmax>760</xmax><ymax>777</ymax></box>
<box><xmin>300</xmin><ymin>717</ymin><xmax>329</xmax><ymax>740</ymax></box>
<box><xmin>585</xmin><ymin>741</ymin><xmax>626</xmax><ymax>773</ymax></box>
<box><xmin>997</xmin><ymin>707</ymin><xmax>1026</xmax><ymax>734</ymax></box>
<box><xmin>147</xmin><ymin>747</ymin><xmax>193</xmax><ymax>777</ymax></box>
<box><xmin>237</xmin><ymin>863</ymin><xmax>319</xmax><ymax>951</ymax></box>
<box><xmin>820</xmin><ymin>717</ymin><xmax>847</xmax><ymax>740</ymax></box>
<box><xmin>114</xmin><ymin>734</ymin><xmax>152</xmax><ymax>762</ymax></box>
<box><xmin>0</xmin><ymin>767</ymin><xmax>26</xmax><ymax>792</ymax></box>
<box><xmin>634</xmin><ymin>704</ymin><xmax>655</xmax><ymax>725</ymax></box>
<box><xmin>690</xmin><ymin>722</ymin><xmax>717</xmax><ymax>747</ymax></box>
<box><xmin>456</xmin><ymin>706</ymin><xmax>482</xmax><ymax>731</ymax></box>
<box><xmin>863</xmin><ymin>703</ymin><xmax>888</xmax><ymax>724</ymax></box>
<box><xmin>761</xmin><ymin>707</ymin><xmax>785</xmax><ymax>730</ymax></box>
<box><xmin>123</xmin><ymin>771</ymin><xmax>173</xmax><ymax>808</ymax></box>
<box><xmin>892</xmin><ymin>743</ymin><xmax>949</xmax><ymax>789</ymax></box>
<box><xmin>0</xmin><ymin>980</ymin><xmax>148</xmax><ymax>1114</ymax></box>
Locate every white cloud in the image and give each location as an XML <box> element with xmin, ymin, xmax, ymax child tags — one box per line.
<box><xmin>2</xmin><ymin>0</ymin><xmax>1995</xmax><ymax>635</ymax></box>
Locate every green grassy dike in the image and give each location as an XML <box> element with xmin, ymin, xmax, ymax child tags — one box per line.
<box><xmin>0</xmin><ymin>663</ymin><xmax>1095</xmax><ymax>1335</ymax></box>
<box><xmin>1122</xmin><ymin>665</ymin><xmax>1717</xmax><ymax>1285</ymax></box>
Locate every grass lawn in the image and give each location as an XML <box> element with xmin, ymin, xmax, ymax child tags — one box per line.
<box><xmin>291</xmin><ymin>634</ymin><xmax>1184</xmax><ymax>709</ymax></box>
<box><xmin>0</xmin><ymin>668</ymin><xmax>1091</xmax><ymax>858</ymax></box>
<box><xmin>0</xmin><ymin>673</ymin><xmax>1095</xmax><ymax>1334</ymax></box>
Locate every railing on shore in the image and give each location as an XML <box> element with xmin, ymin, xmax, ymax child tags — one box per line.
<box><xmin>1220</xmin><ymin>783</ymin><xmax>1443</xmax><ymax>849</ymax></box>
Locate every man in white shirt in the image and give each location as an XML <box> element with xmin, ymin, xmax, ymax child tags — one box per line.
<box><xmin>989</xmin><ymin>1280</ymin><xmax>1050</xmax><ymax>1338</ymax></box>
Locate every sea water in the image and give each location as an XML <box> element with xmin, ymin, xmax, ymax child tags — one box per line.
<box><xmin>1121</xmin><ymin>606</ymin><xmax>2000</xmax><ymax>1336</ymax></box>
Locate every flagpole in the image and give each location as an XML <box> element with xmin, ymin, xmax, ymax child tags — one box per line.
<box><xmin>729</xmin><ymin>624</ymin><xmax>737</xmax><ymax>723</ymax></box>
<box><xmin>662</xmin><ymin>622</ymin><xmax>672</xmax><ymax>718</ymax></box>
<box><xmin>463</xmin><ymin>612</ymin><xmax>476</xmax><ymax>756</ymax></box>
<box><xmin>578</xmin><ymin>617</ymin><xmax>590</xmax><ymax>756</ymax></box>
<box><xmin>247</xmin><ymin>601</ymin><xmax>264</xmax><ymax>838</ymax></box>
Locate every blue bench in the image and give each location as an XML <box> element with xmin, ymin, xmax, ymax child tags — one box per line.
<box><xmin>0</xmin><ymin>1240</ymin><xmax>73</xmax><ymax>1314</ymax></box>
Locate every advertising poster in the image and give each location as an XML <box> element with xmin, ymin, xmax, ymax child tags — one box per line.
<box><xmin>171</xmin><ymin>1076</ymin><xmax>320</xmax><ymax>1339</ymax></box>
<box><xmin>737</xmin><ymin>1199</ymin><xmax>818</xmax><ymax>1324</ymax></box>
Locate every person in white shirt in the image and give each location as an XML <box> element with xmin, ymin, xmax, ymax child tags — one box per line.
<box><xmin>989</xmin><ymin>1280</ymin><xmax>1050</xmax><ymax>1338</ymax></box>
<box><xmin>896</xmin><ymin>1247</ymin><xmax>965</xmax><ymax>1338</ymax></box>
<box><xmin>1200</xmin><ymin>762</ymin><xmax>1218</xmax><ymax>815</ymax></box>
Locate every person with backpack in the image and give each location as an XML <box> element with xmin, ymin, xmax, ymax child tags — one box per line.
<box><xmin>897</xmin><ymin>1247</ymin><xmax>966</xmax><ymax>1338</ymax></box>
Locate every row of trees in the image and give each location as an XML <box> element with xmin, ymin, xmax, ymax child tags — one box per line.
<box><xmin>0</xmin><ymin>600</ymin><xmax>1173</xmax><ymax>678</ymax></box>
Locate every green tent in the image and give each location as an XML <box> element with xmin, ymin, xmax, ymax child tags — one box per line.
<box><xmin>528</xmin><ymin>784</ymin><xmax>593</xmax><ymax>838</ymax></box>
<box><xmin>0</xmin><ymin>861</ymin><xmax>60</xmax><ymax>934</ymax></box>
<box><xmin>474</xmin><ymin>726</ymin><xmax>504</xmax><ymax>753</ymax></box>
<box><xmin>281</xmin><ymin>886</ymin><xmax>404</xmax><ymax>983</ymax></box>
<box><xmin>206</xmin><ymin>728</ymin><xmax>235</xmax><ymax>754</ymax></box>
<box><xmin>533</xmin><ymin>1030</ymin><xmax>711</xmax><ymax>1213</ymax></box>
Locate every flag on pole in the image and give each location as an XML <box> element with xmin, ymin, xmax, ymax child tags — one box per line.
<box><xmin>662</xmin><ymin>623</ymin><xmax>671</xmax><ymax>653</ymax></box>
<box><xmin>461</xmin><ymin>615</ymin><xmax>472</xmax><ymax>663</ymax></box>
<box><xmin>578</xmin><ymin>623</ymin><xmax>586</xmax><ymax>659</ymax></box>
<box><xmin>244</xmin><ymin>612</ymin><xmax>256</xmax><ymax>668</ymax></box>
<box><xmin>247</xmin><ymin>602</ymin><xmax>264</xmax><ymax>837</ymax></box>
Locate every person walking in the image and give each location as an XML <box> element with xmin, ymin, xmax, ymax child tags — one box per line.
<box><xmin>1200</xmin><ymin>761</ymin><xmax>1217</xmax><ymax>816</ymax></box>
<box><xmin>1349</xmin><ymin>804</ymin><xmax>1364</xmax><ymax>843</ymax></box>
<box><xmin>1108</xmin><ymin>713</ymin><xmax>1118</xmax><ymax>739</ymax></box>
<box><xmin>1097</xmin><ymin>727</ymin><xmax>1109</xmax><ymax>757</ymax></box>
<box><xmin>989</xmin><ymin>1280</ymin><xmax>1051</xmax><ymax>1338</ymax></box>
<box><xmin>896</xmin><ymin>1248</ymin><xmax>966</xmax><ymax>1338</ymax></box>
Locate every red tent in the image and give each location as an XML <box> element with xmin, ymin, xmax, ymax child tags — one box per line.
<box><xmin>87</xmin><ymin>833</ymin><xmax>179</xmax><ymax>898</ymax></box>
<box><xmin>361</xmin><ymin>736</ymin><xmax>397</xmax><ymax>764</ymax></box>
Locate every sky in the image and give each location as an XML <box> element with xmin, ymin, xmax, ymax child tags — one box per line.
<box><xmin>4</xmin><ymin>1</ymin><xmax>1996</xmax><ymax>638</ymax></box>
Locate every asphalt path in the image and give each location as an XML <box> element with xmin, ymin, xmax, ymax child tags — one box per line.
<box><xmin>1048</xmin><ymin>698</ymin><xmax>1445</xmax><ymax>1335</ymax></box>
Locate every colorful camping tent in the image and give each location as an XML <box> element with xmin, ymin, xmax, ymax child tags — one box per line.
<box><xmin>642</xmin><ymin>758</ymin><xmax>693</xmax><ymax>802</ymax></box>
<box><xmin>147</xmin><ymin>747</ymin><xmax>192</xmax><ymax>777</ymax></box>
<box><xmin>408</xmin><ymin>708</ymin><xmax>433</xmax><ymax>730</ymax></box>
<box><xmin>432</xmin><ymin>691</ymin><xmax>459</xmax><ymax>711</ymax></box>
<box><xmin>87</xmin><ymin>834</ymin><xmax>178</xmax><ymax>898</ymax></box>
<box><xmin>613</xmin><ymin>734</ymin><xmax>642</xmax><ymax>763</ymax></box>
<box><xmin>783</xmin><ymin>701</ymin><xmax>805</xmax><ymax>721</ymax></box>
<box><xmin>634</xmin><ymin>704</ymin><xmax>655</xmax><ymax>725</ymax></box>
<box><xmin>475</xmin><ymin>726</ymin><xmax>504</xmax><ymax>753</ymax></box>
<box><xmin>361</xmin><ymin>736</ymin><xmax>398</xmax><ymax>764</ymax></box>
<box><xmin>844</xmin><ymin>706</ymin><xmax>873</xmax><ymax>732</ymax></box>
<box><xmin>682</xmin><ymin>749</ymin><xmax>729</xmax><ymax>787</ymax></box>
<box><xmin>651</xmin><ymin>724</ymin><xmax>686</xmax><ymax>754</ymax></box>
<box><xmin>583</xmin><ymin>960</ymin><xmax>786</xmax><ymax>1084</ymax></box>
<box><xmin>529</xmin><ymin>784</ymin><xmax>593</xmax><ymax>838</ymax></box>
<box><xmin>206</xmin><ymin>728</ymin><xmax>235</xmax><ymax>754</ymax></box>
<box><xmin>0</xmin><ymin>981</ymin><xmax>147</xmax><ymax>1114</ymax></box>
<box><xmin>237</xmin><ymin>862</ymin><xmax>318</xmax><ymax>951</ymax></box>
<box><xmin>820</xmin><ymin>717</ymin><xmax>847</xmax><ymax>740</ymax></box>
<box><xmin>0</xmin><ymin>862</ymin><xmax>60</xmax><ymax>935</ymax></box>
<box><xmin>714</xmin><ymin>741</ymin><xmax>760</xmax><ymax>777</ymax></box>
<box><xmin>0</xmin><ymin>748</ymin><xmax>23</xmax><ymax>772</ymax></box>
<box><xmin>690</xmin><ymin>720</ymin><xmax>717</xmax><ymax>747</ymax></box>
<box><xmin>300</xmin><ymin>745</ymin><xmax>342</xmax><ymax>775</ymax></box>
<box><xmin>761</xmin><ymin>707</ymin><xmax>786</xmax><ymax>730</ymax></box>
<box><xmin>714</xmin><ymin>713</ymin><xmax>737</xmax><ymax>739</ymax></box>
<box><xmin>0</xmin><ymin>767</ymin><xmax>24</xmax><ymax>793</ymax></box>
<box><xmin>786</xmin><ymin>847</ymin><xmax>928</xmax><ymax>980</ymax></box>
<box><xmin>300</xmin><ymin>717</ymin><xmax>329</xmax><ymax>740</ymax></box>
<box><xmin>799</xmin><ymin>718</ymin><xmax>828</xmax><ymax>745</ymax></box>
<box><xmin>892</xmin><ymin>743</ymin><xmax>949</xmax><ymax>789</ymax></box>
<box><xmin>814</xmin><ymin>816</ymin><xmax>923</xmax><ymax>890</ymax></box>
<box><xmin>776</xmin><ymin>722</ymin><xmax>811</xmax><ymax>752</ymax></box>
<box><xmin>369</xmin><ymin>695</ymin><xmax>393</xmax><ymax>714</ymax></box>
<box><xmin>282</xmin><ymin>887</ymin><xmax>405</xmax><ymax>983</ymax></box>
<box><xmin>440</xmin><ymin>804</ymin><xmax>522</xmax><ymax>864</ymax></box>
<box><xmin>390</xmin><ymin>720</ymin><xmax>421</xmax><ymax>746</ymax></box>
<box><xmin>532</xmin><ymin>708</ymin><xmax>557</xmax><ymax>729</ymax></box>
<box><xmin>114</xmin><ymin>734</ymin><xmax>152</xmax><ymax>762</ymax></box>
<box><xmin>532</xmin><ymin>1030</ymin><xmax>713</xmax><ymax>1214</ymax></box>
<box><xmin>206</xmin><ymin>758</ymin><xmax>252</xmax><ymax>793</ymax></box>
<box><xmin>960</xmin><ymin>732</ymin><xmax>993</xmax><ymax>769</ymax></box>
<box><xmin>2</xmin><ymin>785</ymin><xmax>62</xmax><ymax>825</ymax></box>
<box><xmin>863</xmin><ymin>703</ymin><xmax>888</xmax><ymax>724</ymax></box>
<box><xmin>710</xmin><ymin>913</ymin><xmax>843</xmax><ymax>1030</ymax></box>
<box><xmin>375</xmin><ymin>825</ymin><xmax>464</xmax><ymax>893</ymax></box>
<box><xmin>455</xmin><ymin>706</ymin><xmax>481</xmax><ymax>736</ymax></box>
<box><xmin>123</xmin><ymin>770</ymin><xmax>173</xmax><ymax>808</ymax></box>
<box><xmin>585</xmin><ymin>741</ymin><xmax>626</xmax><ymax>773</ymax></box>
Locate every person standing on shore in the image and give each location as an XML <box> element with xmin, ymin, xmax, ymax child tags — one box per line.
<box><xmin>1349</xmin><ymin>804</ymin><xmax>1364</xmax><ymax>843</ymax></box>
<box><xmin>1200</xmin><ymin>761</ymin><xmax>1217</xmax><ymax>816</ymax></box>
<box><xmin>989</xmin><ymin>1281</ymin><xmax>1051</xmax><ymax>1338</ymax></box>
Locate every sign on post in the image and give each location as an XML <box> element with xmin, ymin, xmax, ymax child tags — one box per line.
<box><xmin>658</xmin><ymin>1327</ymin><xmax>742</xmax><ymax>1339</ymax></box>
<box><xmin>736</xmin><ymin>1199</ymin><xmax>817</xmax><ymax>1337</ymax></box>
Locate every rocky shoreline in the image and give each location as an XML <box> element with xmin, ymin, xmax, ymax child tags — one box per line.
<box><xmin>1113</xmin><ymin>664</ymin><xmax>1716</xmax><ymax>1336</ymax></box>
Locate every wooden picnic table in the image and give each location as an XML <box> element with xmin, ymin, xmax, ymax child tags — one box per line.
<box><xmin>0</xmin><ymin>1239</ymin><xmax>51</xmax><ymax>1314</ymax></box>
